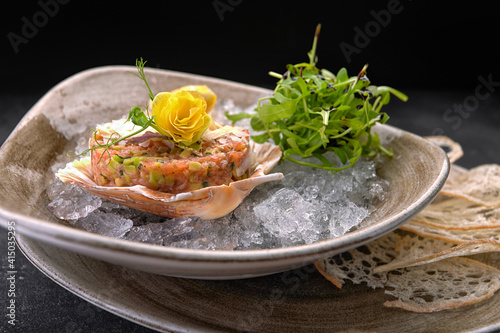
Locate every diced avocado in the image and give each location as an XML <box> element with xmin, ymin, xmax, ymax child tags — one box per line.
<box><xmin>189</xmin><ymin>161</ymin><xmax>202</xmax><ymax>172</ymax></box>
<box><xmin>124</xmin><ymin>173</ymin><xmax>131</xmax><ymax>184</ymax></box>
<box><xmin>123</xmin><ymin>156</ymin><xmax>138</xmax><ymax>166</ymax></box>
<box><xmin>179</xmin><ymin>149</ymin><xmax>191</xmax><ymax>158</ymax></box>
<box><xmin>165</xmin><ymin>175</ymin><xmax>174</xmax><ymax>185</ymax></box>
<box><xmin>112</xmin><ymin>154</ymin><xmax>125</xmax><ymax>163</ymax></box>
<box><xmin>190</xmin><ymin>182</ymin><xmax>203</xmax><ymax>191</ymax></box>
<box><xmin>124</xmin><ymin>165</ymin><xmax>136</xmax><ymax>174</ymax></box>
<box><xmin>149</xmin><ymin>171</ymin><xmax>164</xmax><ymax>187</ymax></box>
<box><xmin>108</xmin><ymin>159</ymin><xmax>121</xmax><ymax>172</ymax></box>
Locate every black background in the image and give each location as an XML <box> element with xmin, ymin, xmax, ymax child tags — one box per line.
<box><xmin>3</xmin><ymin>0</ymin><xmax>500</xmax><ymax>93</ymax></box>
<box><xmin>2</xmin><ymin>1</ymin><xmax>500</xmax><ymax>332</ymax></box>
<box><xmin>3</xmin><ymin>0</ymin><xmax>500</xmax><ymax>163</ymax></box>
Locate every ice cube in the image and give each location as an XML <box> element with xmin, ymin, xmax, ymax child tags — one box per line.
<box><xmin>328</xmin><ymin>200</ymin><xmax>370</xmax><ymax>237</ymax></box>
<box><xmin>253</xmin><ymin>188</ymin><xmax>321</xmax><ymax>247</ymax></box>
<box><xmin>72</xmin><ymin>210</ymin><xmax>133</xmax><ymax>238</ymax></box>
<box><xmin>48</xmin><ymin>185</ymin><xmax>102</xmax><ymax>220</ymax></box>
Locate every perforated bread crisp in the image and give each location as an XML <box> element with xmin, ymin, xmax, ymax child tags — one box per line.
<box><xmin>470</xmin><ymin>252</ymin><xmax>500</xmax><ymax>270</ymax></box>
<box><xmin>314</xmin><ymin>232</ymin><xmax>401</xmax><ymax>289</ymax></box>
<box><xmin>440</xmin><ymin>164</ymin><xmax>500</xmax><ymax>207</ymax></box>
<box><xmin>424</xmin><ymin>136</ymin><xmax>463</xmax><ymax>164</ymax></box>
<box><xmin>383</xmin><ymin>257</ymin><xmax>500</xmax><ymax>312</ymax></box>
<box><xmin>315</xmin><ymin>232</ymin><xmax>500</xmax><ymax>312</ymax></box>
<box><xmin>375</xmin><ymin>235</ymin><xmax>500</xmax><ymax>273</ymax></box>
<box><xmin>400</xmin><ymin>220</ymin><xmax>500</xmax><ymax>243</ymax></box>
<box><xmin>413</xmin><ymin>197</ymin><xmax>500</xmax><ymax>230</ymax></box>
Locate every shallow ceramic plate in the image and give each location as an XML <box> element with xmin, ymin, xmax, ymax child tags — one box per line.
<box><xmin>17</xmin><ymin>233</ymin><xmax>500</xmax><ymax>333</ymax></box>
<box><xmin>0</xmin><ymin>66</ymin><xmax>449</xmax><ymax>279</ymax></box>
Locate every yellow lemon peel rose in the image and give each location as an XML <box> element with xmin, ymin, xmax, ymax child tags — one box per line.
<box><xmin>170</xmin><ymin>85</ymin><xmax>217</xmax><ymax>113</ymax></box>
<box><xmin>151</xmin><ymin>90</ymin><xmax>212</xmax><ymax>146</ymax></box>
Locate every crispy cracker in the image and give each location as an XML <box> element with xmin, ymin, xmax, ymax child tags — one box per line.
<box><xmin>314</xmin><ymin>232</ymin><xmax>401</xmax><ymax>289</ymax></box>
<box><xmin>424</xmin><ymin>136</ymin><xmax>464</xmax><ymax>164</ymax></box>
<box><xmin>448</xmin><ymin>164</ymin><xmax>467</xmax><ymax>180</ymax></box>
<box><xmin>400</xmin><ymin>219</ymin><xmax>500</xmax><ymax>244</ymax></box>
<box><xmin>413</xmin><ymin>197</ymin><xmax>500</xmax><ymax>230</ymax></box>
<box><xmin>440</xmin><ymin>164</ymin><xmax>500</xmax><ymax>207</ymax></box>
<box><xmin>469</xmin><ymin>252</ymin><xmax>500</xmax><ymax>270</ymax></box>
<box><xmin>314</xmin><ymin>260</ymin><xmax>344</xmax><ymax>289</ymax></box>
<box><xmin>375</xmin><ymin>235</ymin><xmax>500</xmax><ymax>273</ymax></box>
<box><xmin>383</xmin><ymin>257</ymin><xmax>500</xmax><ymax>312</ymax></box>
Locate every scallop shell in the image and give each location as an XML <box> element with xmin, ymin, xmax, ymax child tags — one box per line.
<box><xmin>56</xmin><ymin>141</ymin><xmax>283</xmax><ymax>220</ymax></box>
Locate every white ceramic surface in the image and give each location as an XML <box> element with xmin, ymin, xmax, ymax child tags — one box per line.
<box><xmin>0</xmin><ymin>66</ymin><xmax>449</xmax><ymax>279</ymax></box>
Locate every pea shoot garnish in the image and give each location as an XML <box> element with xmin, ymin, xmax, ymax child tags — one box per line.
<box><xmin>68</xmin><ymin>59</ymin><xmax>158</xmax><ymax>161</ymax></box>
<box><xmin>226</xmin><ymin>24</ymin><xmax>408</xmax><ymax>171</ymax></box>
<box><xmin>69</xmin><ymin>58</ymin><xmax>213</xmax><ymax>163</ymax></box>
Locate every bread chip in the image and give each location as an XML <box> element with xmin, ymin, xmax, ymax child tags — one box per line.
<box><xmin>383</xmin><ymin>257</ymin><xmax>500</xmax><ymax>312</ymax></box>
<box><xmin>314</xmin><ymin>260</ymin><xmax>345</xmax><ymax>289</ymax></box>
<box><xmin>400</xmin><ymin>219</ymin><xmax>500</xmax><ymax>244</ymax></box>
<box><xmin>448</xmin><ymin>164</ymin><xmax>467</xmax><ymax>180</ymax></box>
<box><xmin>314</xmin><ymin>232</ymin><xmax>401</xmax><ymax>289</ymax></box>
<box><xmin>316</xmin><ymin>234</ymin><xmax>500</xmax><ymax>312</ymax></box>
<box><xmin>440</xmin><ymin>164</ymin><xmax>500</xmax><ymax>207</ymax></box>
<box><xmin>424</xmin><ymin>136</ymin><xmax>463</xmax><ymax>164</ymax></box>
<box><xmin>469</xmin><ymin>252</ymin><xmax>500</xmax><ymax>270</ymax></box>
<box><xmin>413</xmin><ymin>197</ymin><xmax>500</xmax><ymax>230</ymax></box>
<box><xmin>375</xmin><ymin>235</ymin><xmax>500</xmax><ymax>273</ymax></box>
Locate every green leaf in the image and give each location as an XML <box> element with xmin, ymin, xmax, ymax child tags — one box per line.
<box><xmin>225</xmin><ymin>112</ymin><xmax>253</xmax><ymax>124</ymax></box>
<box><xmin>250</xmin><ymin>132</ymin><xmax>271</xmax><ymax>143</ymax></box>
<box><xmin>127</xmin><ymin>106</ymin><xmax>150</xmax><ymax>127</ymax></box>
<box><xmin>250</xmin><ymin>114</ymin><xmax>266</xmax><ymax>131</ymax></box>
<box><xmin>257</xmin><ymin>98</ymin><xmax>298</xmax><ymax>123</ymax></box>
<box><xmin>336</xmin><ymin>68</ymin><xmax>348</xmax><ymax>82</ymax></box>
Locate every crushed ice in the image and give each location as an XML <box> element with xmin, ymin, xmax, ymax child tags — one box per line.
<box><xmin>47</xmin><ymin>156</ymin><xmax>389</xmax><ymax>250</ymax></box>
<box><xmin>47</xmin><ymin>99</ymin><xmax>390</xmax><ymax>250</ymax></box>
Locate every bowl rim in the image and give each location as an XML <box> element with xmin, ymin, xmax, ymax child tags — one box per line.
<box><xmin>0</xmin><ymin>65</ymin><xmax>450</xmax><ymax>263</ymax></box>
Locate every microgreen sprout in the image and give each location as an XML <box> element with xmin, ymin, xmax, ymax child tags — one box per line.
<box><xmin>68</xmin><ymin>59</ymin><xmax>160</xmax><ymax>162</ymax></box>
<box><xmin>226</xmin><ymin>24</ymin><xmax>408</xmax><ymax>171</ymax></box>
